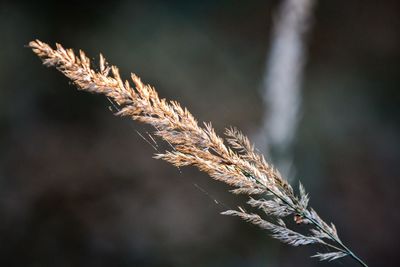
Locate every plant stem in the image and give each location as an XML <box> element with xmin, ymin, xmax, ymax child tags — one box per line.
<box><xmin>248</xmin><ymin>171</ymin><xmax>368</xmax><ymax>267</ymax></box>
<box><xmin>304</xmin><ymin>215</ymin><xmax>368</xmax><ymax>267</ymax></box>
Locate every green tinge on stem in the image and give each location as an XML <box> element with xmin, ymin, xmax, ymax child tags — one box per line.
<box><xmin>303</xmin><ymin>214</ymin><xmax>368</xmax><ymax>267</ymax></box>
<box><xmin>248</xmin><ymin>171</ymin><xmax>368</xmax><ymax>267</ymax></box>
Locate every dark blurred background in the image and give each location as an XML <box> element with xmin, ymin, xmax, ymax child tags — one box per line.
<box><xmin>1</xmin><ymin>0</ymin><xmax>399</xmax><ymax>266</ymax></box>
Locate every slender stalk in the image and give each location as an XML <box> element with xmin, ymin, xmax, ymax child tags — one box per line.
<box><xmin>248</xmin><ymin>171</ymin><xmax>367</xmax><ymax>266</ymax></box>
<box><xmin>305</xmin><ymin>215</ymin><xmax>368</xmax><ymax>267</ymax></box>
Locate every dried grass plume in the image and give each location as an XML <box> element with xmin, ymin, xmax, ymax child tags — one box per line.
<box><xmin>29</xmin><ymin>39</ymin><xmax>368</xmax><ymax>267</ymax></box>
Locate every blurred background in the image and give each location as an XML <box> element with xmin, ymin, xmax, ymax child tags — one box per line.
<box><xmin>1</xmin><ymin>0</ymin><xmax>399</xmax><ymax>266</ymax></box>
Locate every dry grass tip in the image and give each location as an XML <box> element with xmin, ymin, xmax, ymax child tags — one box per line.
<box><xmin>29</xmin><ymin>40</ymin><xmax>368</xmax><ymax>267</ymax></box>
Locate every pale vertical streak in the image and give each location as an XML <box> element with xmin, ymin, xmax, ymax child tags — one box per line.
<box><xmin>257</xmin><ymin>0</ymin><xmax>316</xmax><ymax>178</ymax></box>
